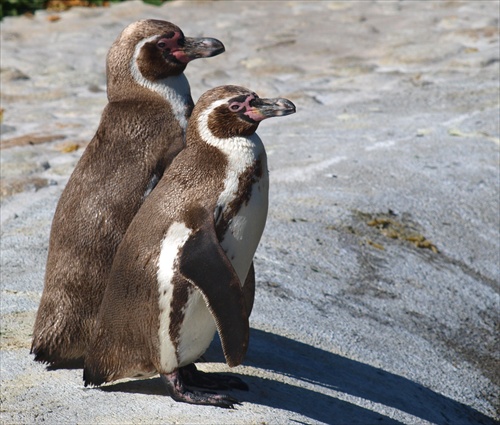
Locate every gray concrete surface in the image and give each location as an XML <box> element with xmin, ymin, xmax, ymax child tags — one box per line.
<box><xmin>1</xmin><ymin>1</ymin><xmax>499</xmax><ymax>424</ymax></box>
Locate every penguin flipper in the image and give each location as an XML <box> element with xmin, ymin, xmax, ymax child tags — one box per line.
<box><xmin>243</xmin><ymin>262</ymin><xmax>256</xmax><ymax>318</ymax></box>
<box><xmin>178</xmin><ymin>209</ymin><xmax>249</xmax><ymax>368</ymax></box>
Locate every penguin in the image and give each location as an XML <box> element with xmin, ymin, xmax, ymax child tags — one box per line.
<box><xmin>31</xmin><ymin>20</ymin><xmax>225</xmax><ymax>368</ymax></box>
<box><xmin>83</xmin><ymin>85</ymin><xmax>296</xmax><ymax>408</ymax></box>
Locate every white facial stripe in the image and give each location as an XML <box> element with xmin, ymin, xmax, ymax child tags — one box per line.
<box><xmin>131</xmin><ymin>35</ymin><xmax>191</xmax><ymax>129</ymax></box>
<box><xmin>197</xmin><ymin>98</ymin><xmax>254</xmax><ymax>151</ymax></box>
<box><xmin>197</xmin><ymin>99</ymin><xmax>265</xmax><ymax>216</ymax></box>
<box><xmin>157</xmin><ymin>222</ymin><xmax>192</xmax><ymax>372</ymax></box>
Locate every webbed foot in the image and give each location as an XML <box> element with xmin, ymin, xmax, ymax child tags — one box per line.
<box><xmin>179</xmin><ymin>363</ymin><xmax>249</xmax><ymax>391</ymax></box>
<box><xmin>160</xmin><ymin>368</ymin><xmax>241</xmax><ymax>408</ymax></box>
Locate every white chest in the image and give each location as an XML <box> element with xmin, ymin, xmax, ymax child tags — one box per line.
<box><xmin>218</xmin><ymin>152</ymin><xmax>269</xmax><ymax>285</ymax></box>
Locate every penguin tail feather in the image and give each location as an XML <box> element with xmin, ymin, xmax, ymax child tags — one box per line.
<box><xmin>30</xmin><ymin>340</ymin><xmax>55</xmax><ymax>364</ymax></box>
<box><xmin>82</xmin><ymin>366</ymin><xmax>106</xmax><ymax>387</ymax></box>
<box><xmin>31</xmin><ymin>344</ymin><xmax>84</xmax><ymax>369</ymax></box>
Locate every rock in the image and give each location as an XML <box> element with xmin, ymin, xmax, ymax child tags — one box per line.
<box><xmin>0</xmin><ymin>1</ymin><xmax>498</xmax><ymax>423</ymax></box>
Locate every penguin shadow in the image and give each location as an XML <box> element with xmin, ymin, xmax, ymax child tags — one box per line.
<box><xmin>101</xmin><ymin>329</ymin><xmax>496</xmax><ymax>425</ymax></box>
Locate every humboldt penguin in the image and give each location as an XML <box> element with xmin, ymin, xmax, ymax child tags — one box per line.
<box><xmin>83</xmin><ymin>85</ymin><xmax>296</xmax><ymax>407</ymax></box>
<box><xmin>31</xmin><ymin>20</ymin><xmax>225</xmax><ymax>367</ymax></box>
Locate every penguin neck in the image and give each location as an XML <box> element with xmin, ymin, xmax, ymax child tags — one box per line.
<box><xmin>132</xmin><ymin>72</ymin><xmax>192</xmax><ymax>130</ymax></box>
<box><xmin>123</xmin><ymin>36</ymin><xmax>193</xmax><ymax>129</ymax></box>
<box><xmin>195</xmin><ymin>99</ymin><xmax>263</xmax><ymax>157</ymax></box>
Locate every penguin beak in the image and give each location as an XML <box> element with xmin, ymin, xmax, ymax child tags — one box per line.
<box><xmin>180</xmin><ymin>37</ymin><xmax>225</xmax><ymax>62</ymax></box>
<box><xmin>245</xmin><ymin>97</ymin><xmax>297</xmax><ymax>122</ymax></box>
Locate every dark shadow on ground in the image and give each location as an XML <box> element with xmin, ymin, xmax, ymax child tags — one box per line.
<box><xmin>101</xmin><ymin>374</ymin><xmax>402</xmax><ymax>425</ymax></box>
<box><xmin>100</xmin><ymin>328</ymin><xmax>497</xmax><ymax>425</ymax></box>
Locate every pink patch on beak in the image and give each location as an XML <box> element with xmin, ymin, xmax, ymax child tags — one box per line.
<box><xmin>159</xmin><ymin>32</ymin><xmax>191</xmax><ymax>64</ymax></box>
<box><xmin>244</xmin><ymin>109</ymin><xmax>266</xmax><ymax>122</ymax></box>
<box><xmin>241</xmin><ymin>94</ymin><xmax>266</xmax><ymax>122</ymax></box>
<box><xmin>171</xmin><ymin>50</ymin><xmax>191</xmax><ymax>64</ymax></box>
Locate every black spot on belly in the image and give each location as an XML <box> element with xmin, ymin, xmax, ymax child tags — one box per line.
<box><xmin>215</xmin><ymin>157</ymin><xmax>263</xmax><ymax>241</ymax></box>
<box><xmin>169</xmin><ymin>278</ymin><xmax>193</xmax><ymax>350</ymax></box>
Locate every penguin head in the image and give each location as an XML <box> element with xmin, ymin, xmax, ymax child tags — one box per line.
<box><xmin>106</xmin><ymin>20</ymin><xmax>224</xmax><ymax>98</ymax></box>
<box><xmin>194</xmin><ymin>85</ymin><xmax>297</xmax><ymax>139</ymax></box>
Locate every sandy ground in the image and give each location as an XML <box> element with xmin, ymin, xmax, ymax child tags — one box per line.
<box><xmin>1</xmin><ymin>1</ymin><xmax>499</xmax><ymax>424</ymax></box>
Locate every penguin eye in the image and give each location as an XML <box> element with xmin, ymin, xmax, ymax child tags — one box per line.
<box><xmin>229</xmin><ymin>103</ymin><xmax>242</xmax><ymax>112</ymax></box>
<box><xmin>157</xmin><ymin>37</ymin><xmax>172</xmax><ymax>50</ymax></box>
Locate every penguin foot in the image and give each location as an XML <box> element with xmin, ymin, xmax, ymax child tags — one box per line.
<box><xmin>180</xmin><ymin>363</ymin><xmax>249</xmax><ymax>391</ymax></box>
<box><xmin>161</xmin><ymin>370</ymin><xmax>240</xmax><ymax>408</ymax></box>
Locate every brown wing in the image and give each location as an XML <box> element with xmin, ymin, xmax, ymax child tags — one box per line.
<box><xmin>178</xmin><ymin>207</ymin><xmax>249</xmax><ymax>367</ymax></box>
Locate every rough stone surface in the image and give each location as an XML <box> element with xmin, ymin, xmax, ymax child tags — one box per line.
<box><xmin>1</xmin><ymin>1</ymin><xmax>499</xmax><ymax>424</ymax></box>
